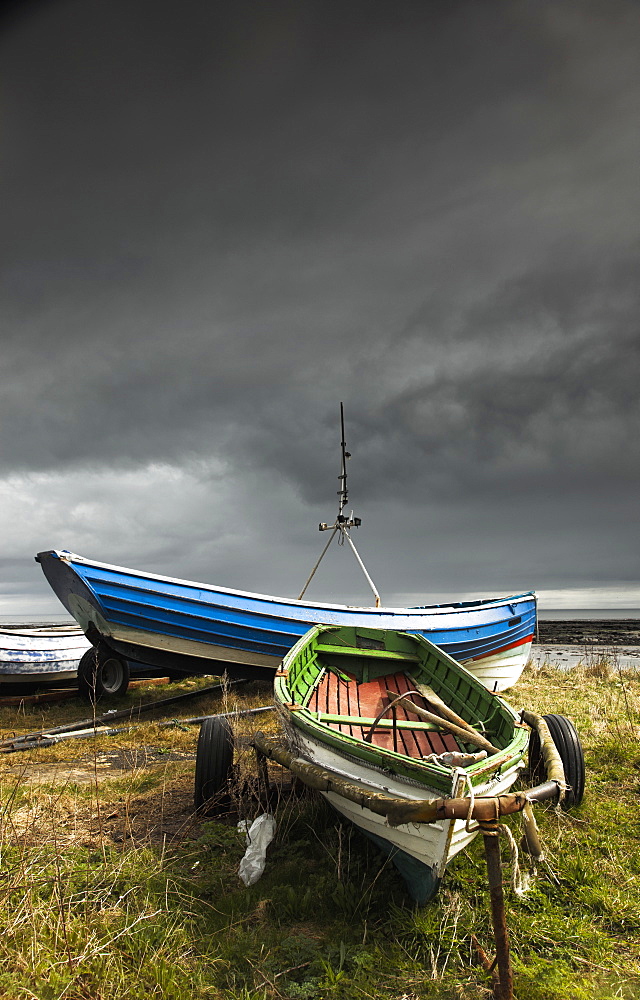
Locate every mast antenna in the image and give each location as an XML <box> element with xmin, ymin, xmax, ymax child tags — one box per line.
<box><xmin>298</xmin><ymin>403</ymin><xmax>381</xmax><ymax>606</ymax></box>
<box><xmin>338</xmin><ymin>401</ymin><xmax>350</xmax><ymax>520</ymax></box>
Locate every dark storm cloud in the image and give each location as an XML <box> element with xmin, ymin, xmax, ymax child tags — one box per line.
<box><xmin>1</xmin><ymin>0</ymin><xmax>639</xmax><ymax>607</ymax></box>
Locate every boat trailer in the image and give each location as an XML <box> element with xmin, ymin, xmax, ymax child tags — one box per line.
<box><xmin>253</xmin><ymin>710</ymin><xmax>567</xmax><ymax>1000</ymax></box>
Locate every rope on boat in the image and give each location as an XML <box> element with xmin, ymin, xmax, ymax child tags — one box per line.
<box><xmin>252</xmin><ymin>731</ymin><xmax>562</xmax><ymax>826</ymax></box>
<box><xmin>499</xmin><ymin>823</ymin><xmax>531</xmax><ymax>897</ymax></box>
<box><xmin>520</xmin><ymin>711</ymin><xmax>568</xmax><ymax>806</ymax></box>
<box><xmin>463</xmin><ymin>771</ymin><xmax>476</xmax><ymax>833</ymax></box>
<box><xmin>520</xmin><ymin>801</ymin><xmax>545</xmax><ymax>860</ymax></box>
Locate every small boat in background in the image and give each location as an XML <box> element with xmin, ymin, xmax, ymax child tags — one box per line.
<box><xmin>0</xmin><ymin>622</ymin><xmax>90</xmax><ymax>685</ymax></box>
<box><xmin>35</xmin><ymin>406</ymin><xmax>536</xmax><ymax>692</ymax></box>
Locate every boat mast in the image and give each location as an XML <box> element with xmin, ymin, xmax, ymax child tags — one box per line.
<box><xmin>298</xmin><ymin>403</ymin><xmax>381</xmax><ymax>606</ymax></box>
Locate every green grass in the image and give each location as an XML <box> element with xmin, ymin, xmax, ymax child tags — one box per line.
<box><xmin>0</xmin><ymin>660</ymin><xmax>639</xmax><ymax>999</ymax></box>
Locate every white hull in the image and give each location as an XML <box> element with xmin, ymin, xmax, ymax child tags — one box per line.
<box><xmin>462</xmin><ymin>639</ymin><xmax>532</xmax><ymax>692</ymax></box>
<box><xmin>0</xmin><ymin>624</ymin><xmax>91</xmax><ymax>684</ymax></box>
<box><xmin>0</xmin><ymin>667</ymin><xmax>78</xmax><ymax>684</ymax></box>
<box><xmin>290</xmin><ymin>726</ymin><xmax>524</xmax><ymax>875</ymax></box>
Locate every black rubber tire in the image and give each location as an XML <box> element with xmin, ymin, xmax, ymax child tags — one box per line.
<box><xmin>528</xmin><ymin>713</ymin><xmax>585</xmax><ymax>810</ymax></box>
<box><xmin>194</xmin><ymin>716</ymin><xmax>234</xmax><ymax>813</ymax></box>
<box><xmin>77</xmin><ymin>646</ymin><xmax>130</xmax><ymax>702</ymax></box>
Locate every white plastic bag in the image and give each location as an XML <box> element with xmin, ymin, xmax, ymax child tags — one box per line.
<box><xmin>238</xmin><ymin>813</ymin><xmax>276</xmax><ymax>887</ymax></box>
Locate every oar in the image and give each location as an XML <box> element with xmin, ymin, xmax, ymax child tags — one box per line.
<box><xmin>412</xmin><ymin>680</ymin><xmax>487</xmax><ymax>737</ymax></box>
<box><xmin>385</xmin><ymin>690</ymin><xmax>501</xmax><ymax>756</ymax></box>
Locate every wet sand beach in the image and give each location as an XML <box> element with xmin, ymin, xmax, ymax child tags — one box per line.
<box><xmin>533</xmin><ymin>618</ymin><xmax>640</xmax><ymax>670</ymax></box>
<box><xmin>537</xmin><ymin>618</ymin><xmax>640</xmax><ymax>645</ymax></box>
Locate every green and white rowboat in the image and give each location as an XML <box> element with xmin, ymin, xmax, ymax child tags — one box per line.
<box><xmin>266</xmin><ymin>625</ymin><xmax>537</xmax><ymax>903</ymax></box>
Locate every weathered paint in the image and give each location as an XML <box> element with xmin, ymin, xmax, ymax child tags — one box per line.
<box><xmin>0</xmin><ymin>624</ymin><xmax>91</xmax><ymax>683</ymax></box>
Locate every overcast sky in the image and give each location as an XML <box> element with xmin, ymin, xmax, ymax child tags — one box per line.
<box><xmin>1</xmin><ymin>0</ymin><xmax>639</xmax><ymax>616</ymax></box>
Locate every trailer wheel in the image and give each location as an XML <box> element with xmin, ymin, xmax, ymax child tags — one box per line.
<box><xmin>194</xmin><ymin>717</ymin><xmax>234</xmax><ymax>813</ymax></box>
<box><xmin>528</xmin><ymin>713</ymin><xmax>585</xmax><ymax>809</ymax></box>
<box><xmin>78</xmin><ymin>646</ymin><xmax>130</xmax><ymax>702</ymax></box>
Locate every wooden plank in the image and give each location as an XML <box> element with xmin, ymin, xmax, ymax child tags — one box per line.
<box><xmin>316</xmin><ymin>714</ymin><xmax>442</xmax><ymax>730</ymax></box>
<box><xmin>386</xmin><ymin>691</ymin><xmax>500</xmax><ymax>755</ymax></box>
<box><xmin>310</xmin><ymin>668</ymin><xmax>465</xmax><ymax>760</ymax></box>
<box><xmin>315</xmin><ymin>644</ymin><xmax>420</xmax><ymax>661</ymax></box>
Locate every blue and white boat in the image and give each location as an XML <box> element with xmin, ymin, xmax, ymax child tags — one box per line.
<box><xmin>35</xmin><ymin>409</ymin><xmax>536</xmax><ymax>692</ymax></box>
<box><xmin>0</xmin><ymin>622</ymin><xmax>91</xmax><ymax>685</ymax></box>
<box><xmin>35</xmin><ymin>549</ymin><xmax>535</xmax><ymax>691</ymax></box>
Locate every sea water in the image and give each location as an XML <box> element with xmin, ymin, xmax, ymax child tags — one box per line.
<box><xmin>0</xmin><ymin>614</ymin><xmax>75</xmax><ymax>625</ymax></box>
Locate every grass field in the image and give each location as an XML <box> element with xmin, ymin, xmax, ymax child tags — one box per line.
<box><xmin>0</xmin><ymin>653</ymin><xmax>638</xmax><ymax>1000</ymax></box>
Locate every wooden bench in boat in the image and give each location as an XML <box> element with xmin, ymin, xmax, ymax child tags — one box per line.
<box><xmin>314</xmin><ymin>643</ymin><xmax>421</xmax><ymax>661</ymax></box>
<box><xmin>306</xmin><ymin>668</ymin><xmax>460</xmax><ymax>759</ymax></box>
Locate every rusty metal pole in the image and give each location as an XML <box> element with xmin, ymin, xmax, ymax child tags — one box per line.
<box><xmin>480</xmin><ymin>820</ymin><xmax>513</xmax><ymax>1000</ymax></box>
<box><xmin>255</xmin><ymin>747</ymin><xmax>271</xmax><ymax>808</ymax></box>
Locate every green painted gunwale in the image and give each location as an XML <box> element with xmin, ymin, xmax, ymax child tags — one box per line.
<box><xmin>275</xmin><ymin>625</ymin><xmax>528</xmax><ymax>796</ymax></box>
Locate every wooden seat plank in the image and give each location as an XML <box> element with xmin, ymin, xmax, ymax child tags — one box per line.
<box><xmin>310</xmin><ymin>668</ymin><xmax>461</xmax><ymax>759</ymax></box>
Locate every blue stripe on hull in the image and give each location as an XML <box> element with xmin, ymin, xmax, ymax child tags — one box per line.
<box><xmin>36</xmin><ymin>550</ymin><xmax>536</xmax><ymax>669</ymax></box>
<box><xmin>99</xmin><ymin>595</ymin><xmax>309</xmax><ymax>656</ymax></box>
<box><xmin>420</xmin><ymin>610</ymin><xmax>536</xmax><ymax>662</ymax></box>
<box><xmin>94</xmin><ymin>582</ymin><xmax>534</xmax><ymax>660</ymax></box>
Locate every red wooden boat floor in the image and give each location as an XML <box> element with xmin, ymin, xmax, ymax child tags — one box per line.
<box><xmin>307</xmin><ymin>669</ymin><xmax>460</xmax><ymax>759</ymax></box>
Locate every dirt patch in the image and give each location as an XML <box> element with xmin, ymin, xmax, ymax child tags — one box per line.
<box><xmin>0</xmin><ymin>747</ymin><xmax>195</xmax><ymax>785</ymax></box>
<box><xmin>102</xmin><ymin>781</ymin><xmax>204</xmax><ymax>845</ymax></box>
<box><xmin>2</xmin><ymin>771</ymin><xmax>209</xmax><ymax>848</ymax></box>
<box><xmin>0</xmin><ymin>746</ymin><xmax>210</xmax><ymax>849</ymax></box>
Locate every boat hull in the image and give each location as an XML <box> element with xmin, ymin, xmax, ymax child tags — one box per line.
<box><xmin>36</xmin><ymin>549</ymin><xmax>536</xmax><ymax>689</ymax></box>
<box><xmin>289</xmin><ymin>725</ymin><xmax>522</xmax><ymax>875</ymax></box>
<box><xmin>272</xmin><ymin>624</ymin><xmax>528</xmax><ymax>901</ymax></box>
<box><xmin>0</xmin><ymin>624</ymin><xmax>91</xmax><ymax>684</ymax></box>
